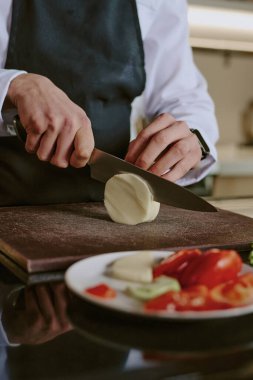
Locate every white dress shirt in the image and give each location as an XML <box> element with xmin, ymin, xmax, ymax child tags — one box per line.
<box><xmin>0</xmin><ymin>0</ymin><xmax>219</xmax><ymax>186</ymax></box>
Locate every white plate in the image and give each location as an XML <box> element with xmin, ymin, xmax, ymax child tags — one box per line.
<box><xmin>65</xmin><ymin>250</ymin><xmax>253</xmax><ymax>320</ymax></box>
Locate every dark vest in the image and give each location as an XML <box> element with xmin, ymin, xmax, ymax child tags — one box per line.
<box><xmin>1</xmin><ymin>0</ymin><xmax>145</xmax><ymax>205</ymax></box>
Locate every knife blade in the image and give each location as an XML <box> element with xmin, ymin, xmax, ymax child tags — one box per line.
<box><xmin>89</xmin><ymin>149</ymin><xmax>216</xmax><ymax>212</ymax></box>
<box><xmin>3</xmin><ymin>112</ymin><xmax>217</xmax><ymax>212</ymax></box>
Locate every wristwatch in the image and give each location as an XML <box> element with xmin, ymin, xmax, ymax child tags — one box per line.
<box><xmin>190</xmin><ymin>128</ymin><xmax>210</xmax><ymax>160</ymax></box>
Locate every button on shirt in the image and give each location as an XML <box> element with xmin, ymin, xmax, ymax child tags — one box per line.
<box><xmin>0</xmin><ymin>0</ymin><xmax>219</xmax><ymax>186</ymax></box>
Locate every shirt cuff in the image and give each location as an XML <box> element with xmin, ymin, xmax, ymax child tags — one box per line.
<box><xmin>0</xmin><ymin>310</ymin><xmax>19</xmax><ymax>347</ymax></box>
<box><xmin>0</xmin><ymin>69</ymin><xmax>26</xmax><ymax>136</ymax></box>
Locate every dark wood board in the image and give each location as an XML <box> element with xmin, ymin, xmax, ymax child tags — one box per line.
<box><xmin>0</xmin><ymin>202</ymin><xmax>253</xmax><ymax>274</ymax></box>
<box><xmin>0</xmin><ymin>253</ymin><xmax>65</xmax><ymax>284</ymax></box>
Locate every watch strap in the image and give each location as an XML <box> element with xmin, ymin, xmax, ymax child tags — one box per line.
<box><xmin>190</xmin><ymin>128</ymin><xmax>210</xmax><ymax>160</ymax></box>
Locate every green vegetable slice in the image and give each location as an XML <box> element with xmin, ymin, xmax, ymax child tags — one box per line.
<box><xmin>127</xmin><ymin>276</ymin><xmax>180</xmax><ymax>301</ymax></box>
<box><xmin>249</xmin><ymin>246</ymin><xmax>253</xmax><ymax>266</ymax></box>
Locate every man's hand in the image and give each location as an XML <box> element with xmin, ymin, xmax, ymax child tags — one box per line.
<box><xmin>7</xmin><ymin>73</ymin><xmax>94</xmax><ymax>168</ymax></box>
<box><xmin>125</xmin><ymin>113</ymin><xmax>202</xmax><ymax>182</ymax></box>
<box><xmin>2</xmin><ymin>283</ymin><xmax>72</xmax><ymax>345</ymax></box>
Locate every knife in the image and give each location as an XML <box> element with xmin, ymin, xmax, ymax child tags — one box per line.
<box><xmin>3</xmin><ymin>111</ymin><xmax>217</xmax><ymax>212</ymax></box>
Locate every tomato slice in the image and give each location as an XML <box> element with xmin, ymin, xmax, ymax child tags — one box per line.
<box><xmin>153</xmin><ymin>249</ymin><xmax>242</xmax><ymax>290</ymax></box>
<box><xmin>238</xmin><ymin>272</ymin><xmax>253</xmax><ymax>287</ymax></box>
<box><xmin>179</xmin><ymin>249</ymin><xmax>242</xmax><ymax>289</ymax></box>
<box><xmin>153</xmin><ymin>249</ymin><xmax>202</xmax><ymax>280</ymax></box>
<box><xmin>147</xmin><ymin>249</ymin><xmax>253</xmax><ymax>312</ymax></box>
<box><xmin>85</xmin><ymin>283</ymin><xmax>117</xmax><ymax>299</ymax></box>
<box><xmin>145</xmin><ymin>285</ymin><xmax>229</xmax><ymax>312</ymax></box>
<box><xmin>210</xmin><ymin>273</ymin><xmax>253</xmax><ymax>307</ymax></box>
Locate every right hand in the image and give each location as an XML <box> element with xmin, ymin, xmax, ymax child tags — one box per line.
<box><xmin>7</xmin><ymin>73</ymin><xmax>94</xmax><ymax>168</ymax></box>
<box><xmin>2</xmin><ymin>283</ymin><xmax>72</xmax><ymax>345</ymax></box>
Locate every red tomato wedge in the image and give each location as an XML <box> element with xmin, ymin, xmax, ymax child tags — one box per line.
<box><xmin>145</xmin><ymin>285</ymin><xmax>229</xmax><ymax>312</ymax></box>
<box><xmin>153</xmin><ymin>249</ymin><xmax>202</xmax><ymax>280</ymax></box>
<box><xmin>145</xmin><ymin>273</ymin><xmax>253</xmax><ymax>312</ymax></box>
<box><xmin>85</xmin><ymin>283</ymin><xmax>116</xmax><ymax>299</ymax></box>
<box><xmin>179</xmin><ymin>249</ymin><xmax>242</xmax><ymax>289</ymax></box>
<box><xmin>153</xmin><ymin>249</ymin><xmax>242</xmax><ymax>289</ymax></box>
<box><xmin>210</xmin><ymin>273</ymin><xmax>253</xmax><ymax>307</ymax></box>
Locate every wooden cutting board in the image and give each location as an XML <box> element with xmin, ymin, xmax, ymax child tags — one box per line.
<box><xmin>0</xmin><ymin>202</ymin><xmax>253</xmax><ymax>274</ymax></box>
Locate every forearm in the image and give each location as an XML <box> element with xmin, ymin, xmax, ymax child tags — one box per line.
<box><xmin>141</xmin><ymin>0</ymin><xmax>219</xmax><ymax>184</ymax></box>
<box><xmin>155</xmin><ymin>74</ymin><xmax>218</xmax><ymax>186</ymax></box>
<box><xmin>0</xmin><ymin>1</ymin><xmax>26</xmax><ymax>133</ymax></box>
<box><xmin>153</xmin><ymin>76</ymin><xmax>218</xmax><ymax>187</ymax></box>
<box><xmin>145</xmin><ymin>66</ymin><xmax>219</xmax><ymax>166</ymax></box>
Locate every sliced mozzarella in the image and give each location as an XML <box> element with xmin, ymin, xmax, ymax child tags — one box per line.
<box><xmin>104</xmin><ymin>173</ymin><xmax>160</xmax><ymax>225</ymax></box>
<box><xmin>109</xmin><ymin>251</ymin><xmax>154</xmax><ymax>283</ymax></box>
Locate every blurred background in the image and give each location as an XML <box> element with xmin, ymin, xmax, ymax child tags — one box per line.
<box><xmin>188</xmin><ymin>0</ymin><xmax>253</xmax><ymax>197</ymax></box>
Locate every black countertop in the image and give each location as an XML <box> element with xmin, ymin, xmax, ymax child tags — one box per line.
<box><xmin>1</xmin><ymin>265</ymin><xmax>253</xmax><ymax>380</ymax></box>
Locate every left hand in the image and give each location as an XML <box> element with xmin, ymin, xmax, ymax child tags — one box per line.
<box><xmin>125</xmin><ymin>113</ymin><xmax>202</xmax><ymax>182</ymax></box>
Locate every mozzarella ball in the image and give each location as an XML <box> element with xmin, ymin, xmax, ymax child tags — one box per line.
<box><xmin>104</xmin><ymin>173</ymin><xmax>160</xmax><ymax>225</ymax></box>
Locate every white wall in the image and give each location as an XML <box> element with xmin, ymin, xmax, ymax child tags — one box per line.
<box><xmin>193</xmin><ymin>49</ymin><xmax>253</xmax><ymax>145</ymax></box>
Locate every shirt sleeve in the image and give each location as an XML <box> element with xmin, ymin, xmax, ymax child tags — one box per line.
<box><xmin>0</xmin><ymin>70</ymin><xmax>27</xmax><ymax>135</ymax></box>
<box><xmin>138</xmin><ymin>0</ymin><xmax>219</xmax><ymax>186</ymax></box>
<box><xmin>0</xmin><ymin>1</ymin><xmax>26</xmax><ymax>134</ymax></box>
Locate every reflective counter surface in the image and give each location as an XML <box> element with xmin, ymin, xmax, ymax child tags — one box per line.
<box><xmin>1</xmin><ymin>198</ymin><xmax>253</xmax><ymax>380</ymax></box>
<box><xmin>2</xmin><ymin>261</ymin><xmax>253</xmax><ymax>379</ymax></box>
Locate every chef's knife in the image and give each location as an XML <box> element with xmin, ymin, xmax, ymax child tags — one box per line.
<box><xmin>3</xmin><ymin>112</ymin><xmax>217</xmax><ymax>212</ymax></box>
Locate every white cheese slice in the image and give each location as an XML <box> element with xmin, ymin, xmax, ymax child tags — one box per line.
<box><xmin>104</xmin><ymin>173</ymin><xmax>160</xmax><ymax>225</ymax></box>
<box><xmin>109</xmin><ymin>251</ymin><xmax>154</xmax><ymax>283</ymax></box>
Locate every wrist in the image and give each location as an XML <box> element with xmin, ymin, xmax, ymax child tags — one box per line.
<box><xmin>7</xmin><ymin>73</ymin><xmax>29</xmax><ymax>106</ymax></box>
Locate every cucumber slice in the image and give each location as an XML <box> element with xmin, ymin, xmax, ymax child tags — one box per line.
<box><xmin>127</xmin><ymin>276</ymin><xmax>180</xmax><ymax>301</ymax></box>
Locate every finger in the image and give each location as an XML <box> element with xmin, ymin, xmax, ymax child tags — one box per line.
<box><xmin>134</xmin><ymin>121</ymin><xmax>191</xmax><ymax>171</ymax></box>
<box><xmin>25</xmin><ymin>287</ymin><xmax>41</xmax><ymax>315</ymax></box>
<box><xmin>50</xmin><ymin>283</ymin><xmax>72</xmax><ymax>330</ymax></box>
<box><xmin>36</xmin><ymin>129</ymin><xmax>58</xmax><ymax>162</ymax></box>
<box><xmin>162</xmin><ymin>152</ymin><xmax>200</xmax><ymax>182</ymax></box>
<box><xmin>50</xmin><ymin>283</ymin><xmax>67</xmax><ymax>313</ymax></box>
<box><xmin>23</xmin><ymin>113</ymin><xmax>46</xmax><ymax>153</ymax></box>
<box><xmin>162</xmin><ymin>159</ymin><xmax>191</xmax><ymax>183</ymax></box>
<box><xmin>134</xmin><ymin>124</ymin><xmax>180</xmax><ymax>171</ymax></box>
<box><xmin>125</xmin><ymin>113</ymin><xmax>176</xmax><ymax>163</ymax></box>
<box><xmin>149</xmin><ymin>135</ymin><xmax>194</xmax><ymax>176</ymax></box>
<box><xmin>50</xmin><ymin>127</ymin><xmax>77</xmax><ymax>168</ymax></box>
<box><xmin>70</xmin><ymin>124</ymin><xmax>94</xmax><ymax>168</ymax></box>
<box><xmin>34</xmin><ymin>284</ymin><xmax>56</xmax><ymax>324</ymax></box>
<box><xmin>25</xmin><ymin>132</ymin><xmax>42</xmax><ymax>153</ymax></box>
